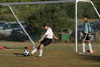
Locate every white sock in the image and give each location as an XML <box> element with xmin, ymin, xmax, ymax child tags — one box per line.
<box><xmin>88</xmin><ymin>43</ymin><xmax>93</xmax><ymax>53</ymax></box>
<box><xmin>31</xmin><ymin>48</ymin><xmax>37</xmax><ymax>55</ymax></box>
<box><xmin>82</xmin><ymin>43</ymin><xmax>85</xmax><ymax>53</ymax></box>
<box><xmin>39</xmin><ymin>50</ymin><xmax>43</xmax><ymax>57</ymax></box>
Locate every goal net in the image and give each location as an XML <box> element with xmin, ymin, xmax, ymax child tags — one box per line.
<box><xmin>0</xmin><ymin>0</ymin><xmax>99</xmax><ymax>53</ymax></box>
<box><xmin>77</xmin><ymin>1</ymin><xmax>100</xmax><ymax>52</ymax></box>
<box><xmin>0</xmin><ymin>1</ymin><xmax>75</xmax><ymax>52</ymax></box>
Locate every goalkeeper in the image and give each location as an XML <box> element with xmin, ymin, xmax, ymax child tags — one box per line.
<box><xmin>81</xmin><ymin>15</ymin><xmax>93</xmax><ymax>54</ymax></box>
<box><xmin>31</xmin><ymin>23</ymin><xmax>58</xmax><ymax>57</ymax></box>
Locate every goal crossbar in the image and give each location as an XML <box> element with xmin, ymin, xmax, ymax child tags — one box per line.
<box><xmin>77</xmin><ymin>0</ymin><xmax>91</xmax><ymax>2</ymax></box>
<box><xmin>0</xmin><ymin>0</ymin><xmax>75</xmax><ymax>5</ymax></box>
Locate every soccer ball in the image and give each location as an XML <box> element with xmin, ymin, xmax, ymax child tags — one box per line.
<box><xmin>24</xmin><ymin>49</ymin><xmax>30</xmax><ymax>56</ymax></box>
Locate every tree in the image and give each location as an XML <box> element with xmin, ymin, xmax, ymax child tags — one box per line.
<box><xmin>26</xmin><ymin>4</ymin><xmax>74</xmax><ymax>35</ymax></box>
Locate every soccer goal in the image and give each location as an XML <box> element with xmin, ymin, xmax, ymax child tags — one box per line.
<box><xmin>0</xmin><ymin>0</ymin><xmax>99</xmax><ymax>52</ymax></box>
<box><xmin>76</xmin><ymin>0</ymin><xmax>100</xmax><ymax>52</ymax></box>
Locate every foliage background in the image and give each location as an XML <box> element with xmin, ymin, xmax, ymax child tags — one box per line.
<box><xmin>0</xmin><ymin>0</ymin><xmax>99</xmax><ymax>35</ymax></box>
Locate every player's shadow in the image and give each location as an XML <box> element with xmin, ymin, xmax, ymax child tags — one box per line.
<box><xmin>14</xmin><ymin>53</ymin><xmax>32</xmax><ymax>57</ymax></box>
<box><xmin>14</xmin><ymin>53</ymin><xmax>25</xmax><ymax>57</ymax></box>
<box><xmin>79</xmin><ymin>54</ymin><xmax>100</xmax><ymax>62</ymax></box>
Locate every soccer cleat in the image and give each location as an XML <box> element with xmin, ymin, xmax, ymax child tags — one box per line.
<box><xmin>38</xmin><ymin>55</ymin><xmax>42</xmax><ymax>57</ymax></box>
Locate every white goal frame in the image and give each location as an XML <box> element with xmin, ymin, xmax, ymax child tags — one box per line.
<box><xmin>0</xmin><ymin>0</ymin><xmax>99</xmax><ymax>52</ymax></box>
<box><xmin>75</xmin><ymin>0</ymin><xmax>100</xmax><ymax>52</ymax></box>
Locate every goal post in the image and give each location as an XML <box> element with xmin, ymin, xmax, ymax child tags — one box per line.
<box><xmin>8</xmin><ymin>5</ymin><xmax>36</xmax><ymax>49</ymax></box>
<box><xmin>90</xmin><ymin>1</ymin><xmax>100</xmax><ymax>18</ymax></box>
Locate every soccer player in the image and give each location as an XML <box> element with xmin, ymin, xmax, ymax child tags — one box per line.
<box><xmin>81</xmin><ymin>15</ymin><xmax>93</xmax><ymax>54</ymax></box>
<box><xmin>31</xmin><ymin>23</ymin><xmax>58</xmax><ymax>57</ymax></box>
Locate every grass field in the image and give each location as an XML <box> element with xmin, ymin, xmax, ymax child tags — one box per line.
<box><xmin>0</xmin><ymin>41</ymin><xmax>100</xmax><ymax>67</ymax></box>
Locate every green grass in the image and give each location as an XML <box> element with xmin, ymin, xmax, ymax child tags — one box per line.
<box><xmin>0</xmin><ymin>41</ymin><xmax>100</xmax><ymax>67</ymax></box>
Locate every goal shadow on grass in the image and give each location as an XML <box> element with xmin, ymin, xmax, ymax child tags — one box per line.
<box><xmin>78</xmin><ymin>54</ymin><xmax>100</xmax><ymax>62</ymax></box>
<box><xmin>14</xmin><ymin>53</ymin><xmax>25</xmax><ymax>57</ymax></box>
